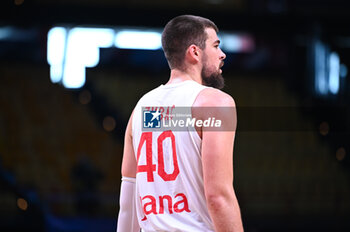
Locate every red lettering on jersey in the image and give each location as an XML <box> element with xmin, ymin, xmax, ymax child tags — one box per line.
<box><xmin>174</xmin><ymin>193</ymin><xmax>191</xmax><ymax>213</ymax></box>
<box><xmin>137</xmin><ymin>132</ymin><xmax>156</xmax><ymax>182</ymax></box>
<box><xmin>159</xmin><ymin>195</ymin><xmax>173</xmax><ymax>214</ymax></box>
<box><xmin>162</xmin><ymin>105</ymin><xmax>174</xmax><ymax>120</ymax></box>
<box><xmin>159</xmin><ymin>107</ymin><xmax>165</xmax><ymax>119</ymax></box>
<box><xmin>157</xmin><ymin>131</ymin><xmax>179</xmax><ymax>181</ymax></box>
<box><xmin>142</xmin><ymin>195</ymin><xmax>158</xmax><ymax>215</ymax></box>
<box><xmin>140</xmin><ymin>193</ymin><xmax>190</xmax><ymax>216</ymax></box>
<box><xmin>137</xmin><ymin>131</ymin><xmax>179</xmax><ymax>182</ymax></box>
<box><xmin>139</xmin><ymin>197</ymin><xmax>148</xmax><ymax>221</ymax></box>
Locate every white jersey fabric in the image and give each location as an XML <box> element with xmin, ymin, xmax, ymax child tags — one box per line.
<box><xmin>131</xmin><ymin>80</ymin><xmax>214</xmax><ymax>232</ymax></box>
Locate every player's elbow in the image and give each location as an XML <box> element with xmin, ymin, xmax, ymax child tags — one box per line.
<box><xmin>205</xmin><ymin>188</ymin><xmax>233</xmax><ymax>211</ymax></box>
<box><xmin>206</xmin><ymin>193</ymin><xmax>226</xmax><ymax>211</ymax></box>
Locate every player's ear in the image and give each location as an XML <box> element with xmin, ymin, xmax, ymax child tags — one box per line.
<box><xmin>186</xmin><ymin>45</ymin><xmax>201</xmax><ymax>64</ymax></box>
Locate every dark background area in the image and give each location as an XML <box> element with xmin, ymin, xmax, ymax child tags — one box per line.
<box><xmin>1</xmin><ymin>0</ymin><xmax>350</xmax><ymax>231</ymax></box>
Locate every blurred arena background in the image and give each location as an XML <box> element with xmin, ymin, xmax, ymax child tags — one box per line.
<box><xmin>1</xmin><ymin>0</ymin><xmax>350</xmax><ymax>231</ymax></box>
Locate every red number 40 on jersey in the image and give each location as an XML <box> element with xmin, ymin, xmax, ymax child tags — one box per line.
<box><xmin>136</xmin><ymin>131</ymin><xmax>179</xmax><ymax>182</ymax></box>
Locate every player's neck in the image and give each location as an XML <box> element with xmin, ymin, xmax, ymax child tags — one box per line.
<box><xmin>167</xmin><ymin>68</ymin><xmax>202</xmax><ymax>85</ymax></box>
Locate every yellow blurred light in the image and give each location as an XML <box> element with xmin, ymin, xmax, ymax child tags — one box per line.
<box><xmin>14</xmin><ymin>0</ymin><xmax>24</xmax><ymax>6</ymax></box>
<box><xmin>17</xmin><ymin>198</ymin><xmax>28</xmax><ymax>211</ymax></box>
<box><xmin>336</xmin><ymin>147</ymin><xmax>346</xmax><ymax>161</ymax></box>
<box><xmin>103</xmin><ymin>116</ymin><xmax>116</xmax><ymax>132</ymax></box>
<box><xmin>319</xmin><ymin>121</ymin><xmax>329</xmax><ymax>136</ymax></box>
<box><xmin>79</xmin><ymin>90</ymin><xmax>91</xmax><ymax>105</ymax></box>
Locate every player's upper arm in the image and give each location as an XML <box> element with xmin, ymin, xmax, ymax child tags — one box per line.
<box><xmin>193</xmin><ymin>88</ymin><xmax>237</xmax><ymax>199</ymax></box>
<box><xmin>121</xmin><ymin>111</ymin><xmax>137</xmax><ymax>178</ymax></box>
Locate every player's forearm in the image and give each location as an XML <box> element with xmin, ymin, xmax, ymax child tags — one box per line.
<box><xmin>207</xmin><ymin>190</ymin><xmax>244</xmax><ymax>232</ymax></box>
<box><xmin>116</xmin><ymin>178</ymin><xmax>140</xmax><ymax>232</ymax></box>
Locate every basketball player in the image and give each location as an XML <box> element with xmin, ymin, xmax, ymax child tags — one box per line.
<box><xmin>117</xmin><ymin>15</ymin><xmax>244</xmax><ymax>232</ymax></box>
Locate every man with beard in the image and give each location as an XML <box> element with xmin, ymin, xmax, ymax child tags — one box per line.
<box><xmin>117</xmin><ymin>15</ymin><xmax>244</xmax><ymax>232</ymax></box>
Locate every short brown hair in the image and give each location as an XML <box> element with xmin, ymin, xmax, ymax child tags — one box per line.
<box><xmin>161</xmin><ymin>15</ymin><xmax>218</xmax><ymax>70</ymax></box>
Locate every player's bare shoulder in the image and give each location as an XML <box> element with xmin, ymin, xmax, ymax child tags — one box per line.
<box><xmin>193</xmin><ymin>88</ymin><xmax>237</xmax><ymax>137</ymax></box>
<box><xmin>193</xmin><ymin>87</ymin><xmax>236</xmax><ymax>108</ymax></box>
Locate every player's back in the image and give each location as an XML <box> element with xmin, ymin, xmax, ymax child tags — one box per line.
<box><xmin>131</xmin><ymin>80</ymin><xmax>214</xmax><ymax>232</ymax></box>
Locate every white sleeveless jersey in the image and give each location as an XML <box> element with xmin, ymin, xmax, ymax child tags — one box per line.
<box><xmin>132</xmin><ymin>80</ymin><xmax>214</xmax><ymax>232</ymax></box>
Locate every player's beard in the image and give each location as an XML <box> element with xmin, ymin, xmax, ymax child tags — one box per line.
<box><xmin>201</xmin><ymin>55</ymin><xmax>225</xmax><ymax>90</ymax></box>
